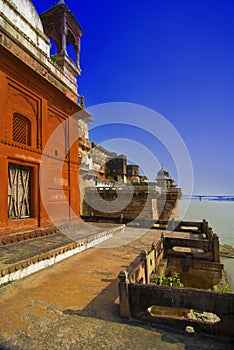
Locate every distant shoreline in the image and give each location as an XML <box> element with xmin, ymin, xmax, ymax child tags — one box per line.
<box><xmin>220</xmin><ymin>244</ymin><xmax>234</xmax><ymax>258</ymax></box>
<box><xmin>182</xmin><ymin>196</ymin><xmax>234</xmax><ymax>202</ymax></box>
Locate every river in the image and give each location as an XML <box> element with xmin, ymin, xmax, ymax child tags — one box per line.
<box><xmin>180</xmin><ymin>199</ymin><xmax>234</xmax><ymax>291</ymax></box>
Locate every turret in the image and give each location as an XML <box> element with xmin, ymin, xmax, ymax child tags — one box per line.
<box><xmin>40</xmin><ymin>0</ymin><xmax>83</xmax><ymax>94</ymax></box>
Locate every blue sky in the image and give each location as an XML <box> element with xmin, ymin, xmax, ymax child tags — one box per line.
<box><xmin>33</xmin><ymin>0</ymin><xmax>234</xmax><ymax>195</ymax></box>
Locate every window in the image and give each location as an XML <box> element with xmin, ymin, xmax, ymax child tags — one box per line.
<box><xmin>8</xmin><ymin>164</ymin><xmax>31</xmax><ymax>219</ymax></box>
<box><xmin>13</xmin><ymin>113</ymin><xmax>31</xmax><ymax>146</ymax></box>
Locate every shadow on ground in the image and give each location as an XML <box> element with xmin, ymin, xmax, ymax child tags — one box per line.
<box><xmin>62</xmin><ymin>276</ymin><xmax>234</xmax><ymax>350</ymax></box>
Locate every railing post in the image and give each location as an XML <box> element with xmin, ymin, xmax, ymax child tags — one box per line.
<box><xmin>151</xmin><ymin>242</ymin><xmax>157</xmax><ymax>271</ymax></box>
<box><xmin>202</xmin><ymin>219</ymin><xmax>208</xmax><ymax>235</ymax></box>
<box><xmin>118</xmin><ymin>270</ymin><xmax>130</xmax><ymax>318</ymax></box>
<box><xmin>119</xmin><ymin>213</ymin><xmax>123</xmax><ymax>224</ymax></box>
<box><xmin>160</xmin><ymin>232</ymin><xmax>166</xmax><ymax>258</ymax></box>
<box><xmin>213</xmin><ymin>234</ymin><xmax>220</xmax><ymax>262</ymax></box>
<box><xmin>141</xmin><ymin>250</ymin><xmax>148</xmax><ymax>284</ymax></box>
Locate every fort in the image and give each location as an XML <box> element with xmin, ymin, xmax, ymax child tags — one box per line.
<box><xmin>0</xmin><ymin>0</ymin><xmax>233</xmax><ymax>347</ymax></box>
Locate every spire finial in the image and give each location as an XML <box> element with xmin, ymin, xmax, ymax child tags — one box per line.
<box><xmin>56</xmin><ymin>0</ymin><xmax>65</xmax><ymax>5</ymax></box>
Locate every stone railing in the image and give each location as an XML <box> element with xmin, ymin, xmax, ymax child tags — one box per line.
<box><xmin>154</xmin><ymin>219</ymin><xmax>210</xmax><ymax>234</ymax></box>
<box><xmin>118</xmin><ymin>276</ymin><xmax>234</xmax><ymax>336</ymax></box>
<box><xmin>128</xmin><ymin>239</ymin><xmax>164</xmax><ymax>284</ymax></box>
<box><xmin>163</xmin><ymin>233</ymin><xmax>220</xmax><ymax>262</ymax></box>
<box><xmin>118</xmin><ymin>228</ymin><xmax>233</xmax><ymax>336</ymax></box>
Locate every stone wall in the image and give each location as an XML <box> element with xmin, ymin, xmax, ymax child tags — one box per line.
<box><xmin>127</xmin><ymin>283</ymin><xmax>234</xmax><ymax>336</ymax></box>
<box><xmin>157</xmin><ymin>190</ymin><xmax>181</xmax><ymax>221</ymax></box>
<box><xmin>82</xmin><ymin>185</ymin><xmax>181</xmax><ymax>223</ymax></box>
<box><xmin>82</xmin><ymin>187</ymin><xmax>159</xmax><ymax>222</ymax></box>
<box><xmin>118</xmin><ymin>225</ymin><xmax>232</xmax><ymax>336</ymax></box>
<box><xmin>0</xmin><ymin>0</ymin><xmax>84</xmax><ymax>235</ymax></box>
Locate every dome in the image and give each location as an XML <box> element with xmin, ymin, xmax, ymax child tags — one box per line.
<box><xmin>0</xmin><ymin>0</ymin><xmax>44</xmax><ymax>33</ymax></box>
<box><xmin>157</xmin><ymin>167</ymin><xmax>169</xmax><ymax>179</ymax></box>
<box><xmin>12</xmin><ymin>0</ymin><xmax>44</xmax><ymax>32</ymax></box>
<box><xmin>0</xmin><ymin>0</ymin><xmax>50</xmax><ymax>55</ymax></box>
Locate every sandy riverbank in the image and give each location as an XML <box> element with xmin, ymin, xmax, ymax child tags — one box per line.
<box><xmin>219</xmin><ymin>244</ymin><xmax>234</xmax><ymax>292</ymax></box>
<box><xmin>220</xmin><ymin>244</ymin><xmax>234</xmax><ymax>258</ymax></box>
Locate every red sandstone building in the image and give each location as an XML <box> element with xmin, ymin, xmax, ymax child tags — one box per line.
<box><xmin>0</xmin><ymin>0</ymin><xmax>86</xmax><ymax>235</ymax></box>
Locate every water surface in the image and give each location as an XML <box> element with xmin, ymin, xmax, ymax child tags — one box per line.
<box><xmin>180</xmin><ymin>199</ymin><xmax>234</xmax><ymax>290</ymax></box>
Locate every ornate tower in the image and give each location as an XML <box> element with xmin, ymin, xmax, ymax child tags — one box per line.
<box><xmin>40</xmin><ymin>0</ymin><xmax>83</xmax><ymax>94</ymax></box>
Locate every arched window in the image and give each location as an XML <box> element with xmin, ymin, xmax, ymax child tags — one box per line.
<box><xmin>13</xmin><ymin>113</ymin><xmax>31</xmax><ymax>146</ymax></box>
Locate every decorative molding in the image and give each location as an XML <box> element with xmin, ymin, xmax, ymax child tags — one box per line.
<box><xmin>48</xmin><ymin>111</ymin><xmax>66</xmax><ymax>123</ymax></box>
<box><xmin>0</xmin><ymin>138</ymin><xmax>42</xmax><ymax>154</ymax></box>
<box><xmin>0</xmin><ymin>28</ymin><xmax>79</xmax><ymax>100</ymax></box>
<box><xmin>6</xmin><ymin>90</ymin><xmax>38</xmax><ymax>117</ymax></box>
<box><xmin>0</xmin><ymin>15</ymin><xmax>49</xmax><ymax>57</ymax></box>
<box><xmin>0</xmin><ymin>138</ymin><xmax>79</xmax><ymax>167</ymax></box>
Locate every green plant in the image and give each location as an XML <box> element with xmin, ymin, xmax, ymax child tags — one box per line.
<box><xmin>153</xmin><ymin>272</ymin><xmax>184</xmax><ymax>288</ymax></box>
<box><xmin>218</xmin><ymin>284</ymin><xmax>231</xmax><ymax>293</ymax></box>
<box><xmin>0</xmin><ymin>252</ymin><xmax>26</xmax><ymax>263</ymax></box>
<box><xmin>50</xmin><ymin>54</ymin><xmax>59</xmax><ymax>63</ymax></box>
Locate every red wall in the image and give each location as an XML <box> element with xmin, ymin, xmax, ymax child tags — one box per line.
<box><xmin>0</xmin><ymin>48</ymin><xmax>82</xmax><ymax>235</ymax></box>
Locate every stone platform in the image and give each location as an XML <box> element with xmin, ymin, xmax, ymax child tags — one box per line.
<box><xmin>0</xmin><ymin>223</ymin><xmax>125</xmax><ymax>285</ymax></box>
<box><xmin>0</xmin><ymin>227</ymin><xmax>232</xmax><ymax>350</ymax></box>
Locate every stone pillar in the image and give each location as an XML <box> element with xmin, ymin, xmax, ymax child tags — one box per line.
<box><xmin>75</xmin><ymin>37</ymin><xmax>81</xmax><ymax>68</ymax></box>
<box><xmin>118</xmin><ymin>270</ymin><xmax>130</xmax><ymax>319</ymax></box>
<box><xmin>61</xmin><ymin>13</ymin><xmax>67</xmax><ymax>54</ymax></box>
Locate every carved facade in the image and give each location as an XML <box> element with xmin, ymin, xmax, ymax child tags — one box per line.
<box><xmin>0</xmin><ymin>0</ymin><xmax>86</xmax><ymax>235</ymax></box>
